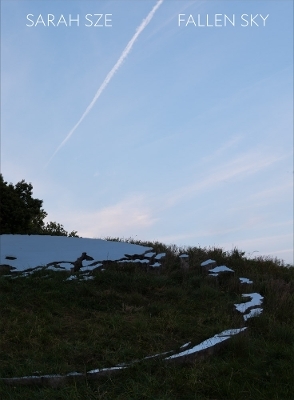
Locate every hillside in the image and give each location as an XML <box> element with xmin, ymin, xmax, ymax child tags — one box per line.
<box><xmin>0</xmin><ymin>235</ymin><xmax>293</xmax><ymax>399</ymax></box>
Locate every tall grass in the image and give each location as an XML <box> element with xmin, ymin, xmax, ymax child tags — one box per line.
<box><xmin>0</xmin><ymin>240</ymin><xmax>293</xmax><ymax>399</ymax></box>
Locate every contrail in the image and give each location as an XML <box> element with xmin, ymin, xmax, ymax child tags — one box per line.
<box><xmin>47</xmin><ymin>0</ymin><xmax>164</xmax><ymax>166</ymax></box>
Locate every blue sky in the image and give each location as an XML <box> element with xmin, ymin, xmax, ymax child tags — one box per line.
<box><xmin>1</xmin><ymin>0</ymin><xmax>293</xmax><ymax>264</ymax></box>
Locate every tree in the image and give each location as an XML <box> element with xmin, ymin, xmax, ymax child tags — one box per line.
<box><xmin>0</xmin><ymin>174</ymin><xmax>78</xmax><ymax>237</ymax></box>
<box><xmin>42</xmin><ymin>221</ymin><xmax>78</xmax><ymax>237</ymax></box>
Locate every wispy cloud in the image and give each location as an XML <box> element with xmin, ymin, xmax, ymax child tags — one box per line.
<box><xmin>222</xmin><ymin>182</ymin><xmax>293</xmax><ymax>215</ymax></box>
<box><xmin>166</xmin><ymin>151</ymin><xmax>285</xmax><ymax>207</ymax></box>
<box><xmin>46</xmin><ymin>0</ymin><xmax>164</xmax><ymax>166</ymax></box>
<box><xmin>156</xmin><ymin>216</ymin><xmax>269</xmax><ymax>246</ymax></box>
<box><xmin>247</xmin><ymin>182</ymin><xmax>293</xmax><ymax>202</ymax></box>
<box><xmin>61</xmin><ymin>195</ymin><xmax>158</xmax><ymax>238</ymax></box>
<box><xmin>156</xmin><ymin>225</ymin><xmax>244</xmax><ymax>246</ymax></box>
<box><xmin>201</xmin><ymin>135</ymin><xmax>244</xmax><ymax>163</ymax></box>
<box><xmin>220</xmin><ymin>233</ymin><xmax>293</xmax><ymax>263</ymax></box>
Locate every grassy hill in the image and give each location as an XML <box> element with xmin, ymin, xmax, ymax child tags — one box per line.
<box><xmin>0</xmin><ymin>239</ymin><xmax>293</xmax><ymax>399</ymax></box>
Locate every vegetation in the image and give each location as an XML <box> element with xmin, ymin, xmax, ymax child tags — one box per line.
<box><xmin>0</xmin><ymin>241</ymin><xmax>293</xmax><ymax>399</ymax></box>
<box><xmin>0</xmin><ymin>174</ymin><xmax>78</xmax><ymax>237</ymax></box>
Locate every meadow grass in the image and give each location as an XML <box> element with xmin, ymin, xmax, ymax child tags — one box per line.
<box><xmin>0</xmin><ymin>241</ymin><xmax>293</xmax><ymax>399</ymax></box>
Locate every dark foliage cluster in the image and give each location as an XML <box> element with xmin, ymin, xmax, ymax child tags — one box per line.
<box><xmin>0</xmin><ymin>174</ymin><xmax>78</xmax><ymax>237</ymax></box>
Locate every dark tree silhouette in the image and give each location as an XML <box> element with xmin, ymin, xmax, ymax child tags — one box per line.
<box><xmin>0</xmin><ymin>174</ymin><xmax>78</xmax><ymax>237</ymax></box>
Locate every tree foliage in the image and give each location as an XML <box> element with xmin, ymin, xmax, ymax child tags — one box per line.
<box><xmin>0</xmin><ymin>174</ymin><xmax>78</xmax><ymax>237</ymax></box>
<box><xmin>41</xmin><ymin>221</ymin><xmax>78</xmax><ymax>237</ymax></box>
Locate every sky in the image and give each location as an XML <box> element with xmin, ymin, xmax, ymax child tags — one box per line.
<box><xmin>1</xmin><ymin>0</ymin><xmax>293</xmax><ymax>265</ymax></box>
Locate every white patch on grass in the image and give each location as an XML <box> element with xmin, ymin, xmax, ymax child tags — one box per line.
<box><xmin>165</xmin><ymin>328</ymin><xmax>247</xmax><ymax>360</ymax></box>
<box><xmin>144</xmin><ymin>252</ymin><xmax>156</xmax><ymax>258</ymax></box>
<box><xmin>0</xmin><ymin>235</ymin><xmax>152</xmax><ymax>272</ymax></box>
<box><xmin>201</xmin><ymin>259</ymin><xmax>216</xmax><ymax>266</ymax></box>
<box><xmin>234</xmin><ymin>293</ymin><xmax>263</xmax><ymax>313</ymax></box>
<box><xmin>150</xmin><ymin>262</ymin><xmax>161</xmax><ymax>268</ymax></box>
<box><xmin>209</xmin><ymin>265</ymin><xmax>234</xmax><ymax>273</ymax></box>
<box><xmin>239</xmin><ymin>277</ymin><xmax>253</xmax><ymax>284</ymax></box>
<box><xmin>179</xmin><ymin>254</ymin><xmax>189</xmax><ymax>258</ymax></box>
<box><xmin>243</xmin><ymin>307</ymin><xmax>263</xmax><ymax>321</ymax></box>
<box><xmin>155</xmin><ymin>253</ymin><xmax>166</xmax><ymax>260</ymax></box>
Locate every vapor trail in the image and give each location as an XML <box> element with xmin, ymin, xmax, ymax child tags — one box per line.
<box><xmin>47</xmin><ymin>0</ymin><xmax>164</xmax><ymax>166</ymax></box>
